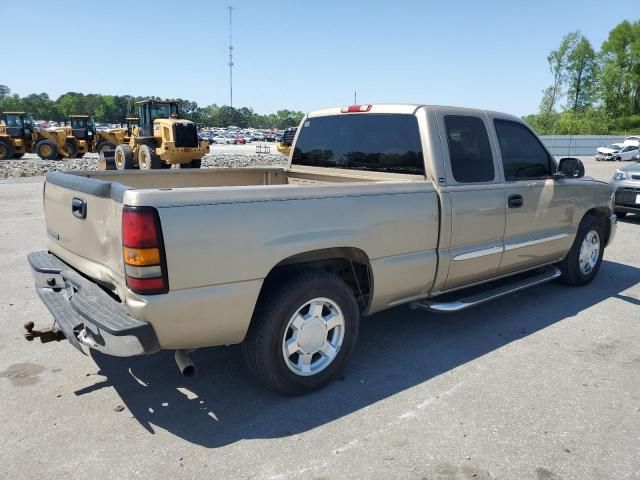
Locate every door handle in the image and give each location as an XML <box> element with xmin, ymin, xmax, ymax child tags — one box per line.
<box><xmin>71</xmin><ymin>197</ymin><xmax>87</xmax><ymax>219</ymax></box>
<box><xmin>508</xmin><ymin>194</ymin><xmax>523</xmax><ymax>208</ymax></box>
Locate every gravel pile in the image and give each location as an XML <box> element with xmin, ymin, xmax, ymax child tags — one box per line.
<box><xmin>0</xmin><ymin>153</ymin><xmax>288</xmax><ymax>180</ymax></box>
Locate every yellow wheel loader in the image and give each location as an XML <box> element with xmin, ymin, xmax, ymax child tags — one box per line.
<box><xmin>276</xmin><ymin>127</ymin><xmax>297</xmax><ymax>156</ymax></box>
<box><xmin>0</xmin><ymin>112</ymin><xmax>68</xmax><ymax>160</ymax></box>
<box><xmin>62</xmin><ymin>115</ymin><xmax>128</xmax><ymax>157</ymax></box>
<box><xmin>112</xmin><ymin>100</ymin><xmax>207</xmax><ymax>170</ymax></box>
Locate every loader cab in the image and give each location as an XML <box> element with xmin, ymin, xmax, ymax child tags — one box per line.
<box><xmin>1</xmin><ymin>112</ymin><xmax>32</xmax><ymax>138</ymax></box>
<box><xmin>137</xmin><ymin>100</ymin><xmax>179</xmax><ymax>137</ymax></box>
<box><xmin>69</xmin><ymin>115</ymin><xmax>96</xmax><ymax>140</ymax></box>
<box><xmin>125</xmin><ymin>117</ymin><xmax>139</xmax><ymax>136</ymax></box>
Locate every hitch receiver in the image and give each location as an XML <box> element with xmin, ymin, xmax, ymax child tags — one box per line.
<box><xmin>23</xmin><ymin>321</ymin><xmax>65</xmax><ymax>343</ymax></box>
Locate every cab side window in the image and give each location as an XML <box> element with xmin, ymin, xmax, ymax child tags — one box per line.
<box><xmin>444</xmin><ymin>115</ymin><xmax>495</xmax><ymax>183</ymax></box>
<box><xmin>494</xmin><ymin>120</ymin><xmax>552</xmax><ymax>181</ymax></box>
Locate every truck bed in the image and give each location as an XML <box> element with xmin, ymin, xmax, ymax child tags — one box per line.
<box><xmin>43</xmin><ymin>167</ymin><xmax>437</xmax><ymax>329</ymax></box>
<box><xmin>51</xmin><ymin>166</ymin><xmax>422</xmax><ymax>192</ymax></box>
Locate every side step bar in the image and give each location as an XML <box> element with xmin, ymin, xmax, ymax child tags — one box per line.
<box><xmin>411</xmin><ymin>266</ymin><xmax>562</xmax><ymax>313</ymax></box>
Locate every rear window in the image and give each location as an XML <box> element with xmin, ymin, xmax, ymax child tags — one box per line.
<box><xmin>291</xmin><ymin>114</ymin><xmax>424</xmax><ymax>175</ymax></box>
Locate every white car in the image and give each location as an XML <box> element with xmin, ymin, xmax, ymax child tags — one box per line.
<box><xmin>212</xmin><ymin>135</ymin><xmax>232</xmax><ymax>144</ymax></box>
<box><xmin>623</xmin><ymin>135</ymin><xmax>640</xmax><ymax>146</ymax></box>
<box><xmin>596</xmin><ymin>143</ymin><xmax>639</xmax><ymax>161</ymax></box>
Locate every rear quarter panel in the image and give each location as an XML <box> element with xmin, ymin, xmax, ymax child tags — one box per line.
<box><xmin>125</xmin><ymin>182</ymin><xmax>440</xmax><ymax>347</ymax></box>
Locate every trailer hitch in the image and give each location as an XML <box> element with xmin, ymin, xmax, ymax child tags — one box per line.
<box><xmin>23</xmin><ymin>321</ymin><xmax>65</xmax><ymax>343</ymax></box>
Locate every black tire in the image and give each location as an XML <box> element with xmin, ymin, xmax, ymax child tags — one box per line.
<box><xmin>179</xmin><ymin>159</ymin><xmax>202</xmax><ymax>169</ymax></box>
<box><xmin>138</xmin><ymin>144</ymin><xmax>162</xmax><ymax>170</ymax></box>
<box><xmin>558</xmin><ymin>215</ymin><xmax>605</xmax><ymax>286</ymax></box>
<box><xmin>114</xmin><ymin>144</ymin><xmax>134</xmax><ymax>170</ymax></box>
<box><xmin>35</xmin><ymin>140</ymin><xmax>59</xmax><ymax>160</ymax></box>
<box><xmin>0</xmin><ymin>140</ymin><xmax>16</xmax><ymax>160</ymax></box>
<box><xmin>97</xmin><ymin>141</ymin><xmax>116</xmax><ymax>155</ymax></box>
<box><xmin>615</xmin><ymin>211</ymin><xmax>627</xmax><ymax>219</ymax></box>
<box><xmin>62</xmin><ymin>140</ymin><xmax>78</xmax><ymax>159</ymax></box>
<box><xmin>243</xmin><ymin>269</ymin><xmax>360</xmax><ymax>395</ymax></box>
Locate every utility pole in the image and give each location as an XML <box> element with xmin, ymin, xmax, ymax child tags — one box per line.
<box><xmin>228</xmin><ymin>6</ymin><xmax>234</xmax><ymax>108</ymax></box>
<box><xmin>354</xmin><ymin>90</ymin><xmax>357</xmax><ymax>104</ymax></box>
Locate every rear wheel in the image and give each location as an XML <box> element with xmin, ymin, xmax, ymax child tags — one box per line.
<box><xmin>558</xmin><ymin>215</ymin><xmax>605</xmax><ymax>286</ymax></box>
<box><xmin>615</xmin><ymin>211</ymin><xmax>627</xmax><ymax>219</ymax></box>
<box><xmin>138</xmin><ymin>144</ymin><xmax>162</xmax><ymax>170</ymax></box>
<box><xmin>35</xmin><ymin>140</ymin><xmax>59</xmax><ymax>160</ymax></box>
<box><xmin>0</xmin><ymin>140</ymin><xmax>15</xmax><ymax>160</ymax></box>
<box><xmin>114</xmin><ymin>145</ymin><xmax>134</xmax><ymax>170</ymax></box>
<box><xmin>243</xmin><ymin>269</ymin><xmax>360</xmax><ymax>395</ymax></box>
<box><xmin>97</xmin><ymin>141</ymin><xmax>116</xmax><ymax>155</ymax></box>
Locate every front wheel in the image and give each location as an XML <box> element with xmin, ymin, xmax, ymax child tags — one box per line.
<box><xmin>138</xmin><ymin>144</ymin><xmax>162</xmax><ymax>170</ymax></box>
<box><xmin>35</xmin><ymin>140</ymin><xmax>59</xmax><ymax>160</ymax></box>
<box><xmin>243</xmin><ymin>269</ymin><xmax>360</xmax><ymax>395</ymax></box>
<box><xmin>62</xmin><ymin>140</ymin><xmax>78</xmax><ymax>158</ymax></box>
<box><xmin>558</xmin><ymin>215</ymin><xmax>605</xmax><ymax>286</ymax></box>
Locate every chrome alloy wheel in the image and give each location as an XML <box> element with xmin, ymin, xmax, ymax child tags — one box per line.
<box><xmin>282</xmin><ymin>297</ymin><xmax>345</xmax><ymax>376</ymax></box>
<box><xmin>578</xmin><ymin>229</ymin><xmax>600</xmax><ymax>275</ymax></box>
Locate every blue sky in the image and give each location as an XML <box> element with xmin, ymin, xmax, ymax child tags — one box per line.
<box><xmin>2</xmin><ymin>0</ymin><xmax>636</xmax><ymax>116</ymax></box>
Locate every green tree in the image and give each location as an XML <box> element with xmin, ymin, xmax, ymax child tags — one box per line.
<box><xmin>565</xmin><ymin>35</ymin><xmax>598</xmax><ymax>111</ymax></box>
<box><xmin>600</xmin><ymin>20</ymin><xmax>640</xmax><ymax>114</ymax></box>
<box><xmin>545</xmin><ymin>31</ymin><xmax>579</xmax><ymax>112</ymax></box>
<box><xmin>0</xmin><ymin>85</ymin><xmax>10</xmax><ymax>101</ymax></box>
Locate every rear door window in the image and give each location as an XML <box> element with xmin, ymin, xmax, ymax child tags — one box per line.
<box><xmin>444</xmin><ymin>115</ymin><xmax>495</xmax><ymax>183</ymax></box>
<box><xmin>292</xmin><ymin>114</ymin><xmax>424</xmax><ymax>175</ymax></box>
<box><xmin>494</xmin><ymin>120</ymin><xmax>552</xmax><ymax>180</ymax></box>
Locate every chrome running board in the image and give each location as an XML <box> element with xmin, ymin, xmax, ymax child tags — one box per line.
<box><xmin>411</xmin><ymin>266</ymin><xmax>561</xmax><ymax>313</ymax></box>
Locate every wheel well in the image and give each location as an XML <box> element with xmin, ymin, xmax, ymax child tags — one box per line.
<box><xmin>584</xmin><ymin>207</ymin><xmax>611</xmax><ymax>243</ymax></box>
<box><xmin>259</xmin><ymin>248</ymin><xmax>373</xmax><ymax>312</ymax></box>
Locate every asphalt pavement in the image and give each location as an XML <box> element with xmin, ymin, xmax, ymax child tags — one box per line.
<box><xmin>0</xmin><ymin>158</ymin><xmax>638</xmax><ymax>480</ymax></box>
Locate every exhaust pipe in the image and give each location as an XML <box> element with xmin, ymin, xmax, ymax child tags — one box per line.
<box><xmin>175</xmin><ymin>349</ymin><xmax>197</xmax><ymax>377</ymax></box>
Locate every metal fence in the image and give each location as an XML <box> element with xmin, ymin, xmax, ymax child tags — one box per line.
<box><xmin>539</xmin><ymin>135</ymin><xmax>626</xmax><ymax>156</ymax></box>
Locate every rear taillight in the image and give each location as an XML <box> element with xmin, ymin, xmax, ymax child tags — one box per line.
<box><xmin>341</xmin><ymin>104</ymin><xmax>372</xmax><ymax>113</ymax></box>
<box><xmin>122</xmin><ymin>206</ymin><xmax>169</xmax><ymax>295</ymax></box>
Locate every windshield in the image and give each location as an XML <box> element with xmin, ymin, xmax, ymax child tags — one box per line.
<box><xmin>71</xmin><ymin>118</ymin><xmax>87</xmax><ymax>129</ymax></box>
<box><xmin>292</xmin><ymin>114</ymin><xmax>424</xmax><ymax>175</ymax></box>
<box><xmin>149</xmin><ymin>103</ymin><xmax>178</xmax><ymax>121</ymax></box>
<box><xmin>6</xmin><ymin>115</ymin><xmax>23</xmax><ymax>128</ymax></box>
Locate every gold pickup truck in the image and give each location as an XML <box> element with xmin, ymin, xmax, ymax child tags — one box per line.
<box><xmin>27</xmin><ymin>104</ymin><xmax>616</xmax><ymax>395</ymax></box>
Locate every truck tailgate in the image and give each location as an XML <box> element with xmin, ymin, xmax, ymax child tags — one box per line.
<box><xmin>44</xmin><ymin>174</ymin><xmax>125</xmax><ymax>292</ymax></box>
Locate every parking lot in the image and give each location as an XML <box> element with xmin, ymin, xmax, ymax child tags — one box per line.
<box><xmin>0</xmin><ymin>157</ymin><xmax>638</xmax><ymax>480</ymax></box>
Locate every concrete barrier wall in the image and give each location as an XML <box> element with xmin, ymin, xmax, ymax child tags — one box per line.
<box><xmin>539</xmin><ymin>136</ymin><xmax>626</xmax><ymax>156</ymax></box>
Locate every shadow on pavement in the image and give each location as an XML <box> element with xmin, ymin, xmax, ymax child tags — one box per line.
<box><xmin>83</xmin><ymin>259</ymin><xmax>639</xmax><ymax>448</ymax></box>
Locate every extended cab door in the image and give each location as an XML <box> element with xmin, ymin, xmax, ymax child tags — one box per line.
<box><xmin>437</xmin><ymin>110</ymin><xmax>506</xmax><ymax>290</ymax></box>
<box><xmin>490</xmin><ymin>116</ymin><xmax>574</xmax><ymax>274</ymax></box>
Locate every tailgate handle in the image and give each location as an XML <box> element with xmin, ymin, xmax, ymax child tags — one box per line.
<box><xmin>71</xmin><ymin>197</ymin><xmax>87</xmax><ymax>219</ymax></box>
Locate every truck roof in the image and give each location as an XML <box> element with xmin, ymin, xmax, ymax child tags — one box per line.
<box><xmin>306</xmin><ymin>104</ymin><xmax>522</xmax><ymax>122</ymax></box>
<box><xmin>69</xmin><ymin>114</ymin><xmax>89</xmax><ymax>118</ymax></box>
<box><xmin>2</xmin><ymin>111</ymin><xmax>27</xmax><ymax>115</ymax></box>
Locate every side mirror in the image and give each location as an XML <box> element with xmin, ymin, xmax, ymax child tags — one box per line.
<box><xmin>556</xmin><ymin>157</ymin><xmax>585</xmax><ymax>179</ymax></box>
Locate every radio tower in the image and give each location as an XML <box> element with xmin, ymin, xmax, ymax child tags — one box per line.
<box><xmin>227</xmin><ymin>6</ymin><xmax>234</xmax><ymax>108</ymax></box>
